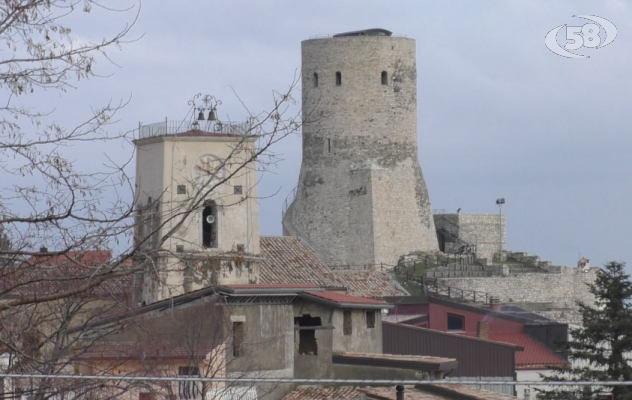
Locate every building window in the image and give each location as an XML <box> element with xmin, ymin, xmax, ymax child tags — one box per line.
<box><xmin>295</xmin><ymin>315</ymin><xmax>321</xmax><ymax>355</ymax></box>
<box><xmin>381</xmin><ymin>71</ymin><xmax>388</xmax><ymax>85</ymax></box>
<box><xmin>343</xmin><ymin>310</ymin><xmax>352</xmax><ymax>335</ymax></box>
<box><xmin>234</xmin><ymin>185</ymin><xmax>243</xmax><ymax>195</ymax></box>
<box><xmin>313</xmin><ymin>72</ymin><xmax>319</xmax><ymax>87</ymax></box>
<box><xmin>202</xmin><ymin>202</ymin><xmax>218</xmax><ymax>249</ymax></box>
<box><xmin>177</xmin><ymin>185</ymin><xmax>186</xmax><ymax>195</ymax></box>
<box><xmin>366</xmin><ymin>311</ymin><xmax>376</xmax><ymax>328</ymax></box>
<box><xmin>178</xmin><ymin>366</ymin><xmax>200</xmax><ymax>400</ymax></box>
<box><xmin>327</xmin><ymin>138</ymin><xmax>331</xmax><ymax>153</ymax></box>
<box><xmin>335</xmin><ymin>71</ymin><xmax>342</xmax><ymax>86</ymax></box>
<box><xmin>176</xmin><ymin>244</ymin><xmax>184</xmax><ymax>253</ymax></box>
<box><xmin>447</xmin><ymin>313</ymin><xmax>465</xmax><ymax>331</ymax></box>
<box><xmin>233</xmin><ymin>322</ymin><xmax>244</xmax><ymax>357</ymax></box>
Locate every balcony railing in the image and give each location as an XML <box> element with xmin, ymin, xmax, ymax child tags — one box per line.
<box><xmin>138</xmin><ymin>119</ymin><xmax>254</xmax><ymax>140</ymax></box>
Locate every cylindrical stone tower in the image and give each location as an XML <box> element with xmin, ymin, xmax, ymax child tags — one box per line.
<box><xmin>282</xmin><ymin>28</ymin><xmax>438</xmax><ymax>267</ymax></box>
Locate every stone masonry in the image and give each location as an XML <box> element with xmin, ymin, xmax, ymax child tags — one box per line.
<box><xmin>283</xmin><ymin>30</ymin><xmax>438</xmax><ymax>268</ymax></box>
<box><xmin>436</xmin><ymin>266</ymin><xmax>599</xmax><ymax>312</ymax></box>
<box><xmin>434</xmin><ymin>213</ymin><xmax>505</xmax><ymax>264</ymax></box>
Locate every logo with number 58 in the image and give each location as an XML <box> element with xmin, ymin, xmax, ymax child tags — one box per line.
<box><xmin>545</xmin><ymin>15</ymin><xmax>617</xmax><ymax>58</ymax></box>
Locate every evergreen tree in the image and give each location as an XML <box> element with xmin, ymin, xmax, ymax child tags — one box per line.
<box><xmin>537</xmin><ymin>261</ymin><xmax>632</xmax><ymax>399</ymax></box>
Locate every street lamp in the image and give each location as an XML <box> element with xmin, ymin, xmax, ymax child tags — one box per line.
<box><xmin>496</xmin><ymin>198</ymin><xmax>505</xmax><ymax>253</ymax></box>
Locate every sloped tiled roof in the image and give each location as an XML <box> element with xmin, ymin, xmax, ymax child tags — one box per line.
<box><xmin>333</xmin><ymin>270</ymin><xmax>408</xmax><ymax>298</ymax></box>
<box><xmin>72</xmin><ymin>343</ymin><xmax>217</xmax><ymax>361</ymax></box>
<box><xmin>360</xmin><ymin>385</ymin><xmax>518</xmax><ymax>399</ymax></box>
<box><xmin>282</xmin><ymin>385</ymin><xmax>518</xmax><ymax>400</ymax></box>
<box><xmin>0</xmin><ymin>250</ymin><xmax>136</xmax><ymax>301</ymax></box>
<box><xmin>303</xmin><ymin>291</ymin><xmax>390</xmax><ymax>306</ymax></box>
<box><xmin>221</xmin><ymin>284</ymin><xmax>320</xmax><ymax>290</ymax></box>
<box><xmin>488</xmin><ymin>332</ymin><xmax>569</xmax><ymax>370</ymax></box>
<box><xmin>260</xmin><ymin>236</ymin><xmax>407</xmax><ymax>298</ymax></box>
<box><xmin>281</xmin><ymin>386</ymin><xmax>361</xmax><ymax>400</ymax></box>
<box><xmin>259</xmin><ymin>236</ymin><xmax>344</xmax><ymax>288</ymax></box>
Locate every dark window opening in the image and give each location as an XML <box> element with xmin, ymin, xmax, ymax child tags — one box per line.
<box><xmin>343</xmin><ymin>310</ymin><xmax>352</xmax><ymax>335</ymax></box>
<box><xmin>236</xmin><ymin>244</ymin><xmax>245</xmax><ymax>252</ymax></box>
<box><xmin>313</xmin><ymin>72</ymin><xmax>319</xmax><ymax>87</ymax></box>
<box><xmin>176</xmin><ymin>245</ymin><xmax>184</xmax><ymax>253</ymax></box>
<box><xmin>202</xmin><ymin>202</ymin><xmax>218</xmax><ymax>249</ymax></box>
<box><xmin>233</xmin><ymin>322</ymin><xmax>244</xmax><ymax>357</ymax></box>
<box><xmin>177</xmin><ymin>185</ymin><xmax>186</xmax><ymax>195</ymax></box>
<box><xmin>327</xmin><ymin>138</ymin><xmax>331</xmax><ymax>153</ymax></box>
<box><xmin>447</xmin><ymin>313</ymin><xmax>465</xmax><ymax>331</ymax></box>
<box><xmin>335</xmin><ymin>71</ymin><xmax>342</xmax><ymax>86</ymax></box>
<box><xmin>234</xmin><ymin>185</ymin><xmax>243</xmax><ymax>195</ymax></box>
<box><xmin>381</xmin><ymin>71</ymin><xmax>388</xmax><ymax>85</ymax></box>
<box><xmin>366</xmin><ymin>311</ymin><xmax>376</xmax><ymax>328</ymax></box>
<box><xmin>295</xmin><ymin>315</ymin><xmax>321</xmax><ymax>355</ymax></box>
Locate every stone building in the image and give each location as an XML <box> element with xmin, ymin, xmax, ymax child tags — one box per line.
<box><xmin>133</xmin><ymin>118</ymin><xmax>261</xmax><ymax>303</ymax></box>
<box><xmin>434</xmin><ymin>211</ymin><xmax>506</xmax><ymax>264</ymax></box>
<box><xmin>283</xmin><ymin>28</ymin><xmax>438</xmax><ymax>268</ymax></box>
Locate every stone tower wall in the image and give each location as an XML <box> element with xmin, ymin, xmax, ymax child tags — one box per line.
<box><xmin>284</xmin><ymin>34</ymin><xmax>438</xmax><ymax>267</ymax></box>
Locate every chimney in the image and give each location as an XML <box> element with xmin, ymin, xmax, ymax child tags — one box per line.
<box><xmin>396</xmin><ymin>385</ymin><xmax>404</xmax><ymax>400</ymax></box>
<box><xmin>489</xmin><ymin>296</ymin><xmax>501</xmax><ymax>312</ymax></box>
<box><xmin>476</xmin><ymin>321</ymin><xmax>489</xmax><ymax>340</ymax></box>
<box><xmin>524</xmin><ymin>388</ymin><xmax>531</xmax><ymax>400</ymax></box>
<box><xmin>39</xmin><ymin>246</ymin><xmax>48</xmax><ymax>253</ymax></box>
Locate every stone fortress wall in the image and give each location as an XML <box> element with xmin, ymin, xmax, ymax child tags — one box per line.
<box><xmin>283</xmin><ymin>31</ymin><xmax>438</xmax><ymax>268</ymax></box>
<box><xmin>434</xmin><ymin>212</ymin><xmax>505</xmax><ymax>264</ymax></box>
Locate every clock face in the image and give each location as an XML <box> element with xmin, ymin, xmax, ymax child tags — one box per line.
<box><xmin>192</xmin><ymin>154</ymin><xmax>224</xmax><ymax>188</ymax></box>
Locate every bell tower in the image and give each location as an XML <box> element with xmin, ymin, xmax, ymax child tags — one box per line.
<box><xmin>133</xmin><ymin>95</ymin><xmax>260</xmax><ymax>304</ymax></box>
<box><xmin>283</xmin><ymin>29</ymin><xmax>439</xmax><ymax>267</ymax></box>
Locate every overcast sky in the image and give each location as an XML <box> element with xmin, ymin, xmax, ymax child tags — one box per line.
<box><xmin>22</xmin><ymin>0</ymin><xmax>632</xmax><ymax>268</ymax></box>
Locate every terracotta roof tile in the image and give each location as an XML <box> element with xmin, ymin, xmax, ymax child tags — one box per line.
<box><xmin>222</xmin><ymin>284</ymin><xmax>320</xmax><ymax>290</ymax></box>
<box><xmin>259</xmin><ymin>236</ymin><xmax>344</xmax><ymax>288</ymax></box>
<box><xmin>488</xmin><ymin>332</ymin><xmax>569</xmax><ymax>370</ymax></box>
<box><xmin>303</xmin><ymin>291</ymin><xmax>389</xmax><ymax>306</ymax></box>
<box><xmin>0</xmin><ymin>250</ymin><xmax>136</xmax><ymax>301</ymax></box>
<box><xmin>281</xmin><ymin>386</ymin><xmax>361</xmax><ymax>400</ymax></box>
<box><xmin>334</xmin><ymin>270</ymin><xmax>408</xmax><ymax>298</ymax></box>
<box><xmin>72</xmin><ymin>343</ymin><xmax>217</xmax><ymax>361</ymax></box>
<box><xmin>360</xmin><ymin>385</ymin><xmax>518</xmax><ymax>399</ymax></box>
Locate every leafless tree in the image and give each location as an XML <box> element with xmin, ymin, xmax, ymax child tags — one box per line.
<box><xmin>0</xmin><ymin>1</ymin><xmax>302</xmax><ymax>399</ymax></box>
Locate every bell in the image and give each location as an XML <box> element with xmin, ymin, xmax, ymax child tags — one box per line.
<box><xmin>197</xmin><ymin>110</ymin><xmax>205</xmax><ymax>121</ymax></box>
<box><xmin>208</xmin><ymin>109</ymin><xmax>217</xmax><ymax>121</ymax></box>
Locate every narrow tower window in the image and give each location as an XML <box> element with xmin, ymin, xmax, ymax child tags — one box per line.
<box><xmin>313</xmin><ymin>73</ymin><xmax>319</xmax><ymax>88</ymax></box>
<box><xmin>381</xmin><ymin>71</ymin><xmax>388</xmax><ymax>85</ymax></box>
<box><xmin>335</xmin><ymin>72</ymin><xmax>342</xmax><ymax>86</ymax></box>
<box><xmin>327</xmin><ymin>138</ymin><xmax>331</xmax><ymax>153</ymax></box>
<box><xmin>202</xmin><ymin>202</ymin><xmax>218</xmax><ymax>249</ymax></box>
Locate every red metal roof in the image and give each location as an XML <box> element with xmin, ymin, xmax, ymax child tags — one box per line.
<box><xmin>304</xmin><ymin>290</ymin><xmax>389</xmax><ymax>305</ymax></box>
<box><xmin>222</xmin><ymin>284</ymin><xmax>320</xmax><ymax>290</ymax></box>
<box><xmin>488</xmin><ymin>332</ymin><xmax>569</xmax><ymax>370</ymax></box>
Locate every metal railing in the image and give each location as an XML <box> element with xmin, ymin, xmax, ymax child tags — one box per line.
<box><xmin>281</xmin><ymin>186</ymin><xmax>298</xmax><ymax>219</ymax></box>
<box><xmin>138</xmin><ymin>119</ymin><xmax>254</xmax><ymax>140</ymax></box>
<box><xmin>397</xmin><ymin>274</ymin><xmax>492</xmax><ymax>304</ymax></box>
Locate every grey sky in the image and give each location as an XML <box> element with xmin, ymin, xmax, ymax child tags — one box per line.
<box><xmin>21</xmin><ymin>0</ymin><xmax>632</xmax><ymax>268</ymax></box>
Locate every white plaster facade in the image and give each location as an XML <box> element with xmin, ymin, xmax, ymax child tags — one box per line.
<box><xmin>134</xmin><ymin>130</ymin><xmax>261</xmax><ymax>303</ymax></box>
